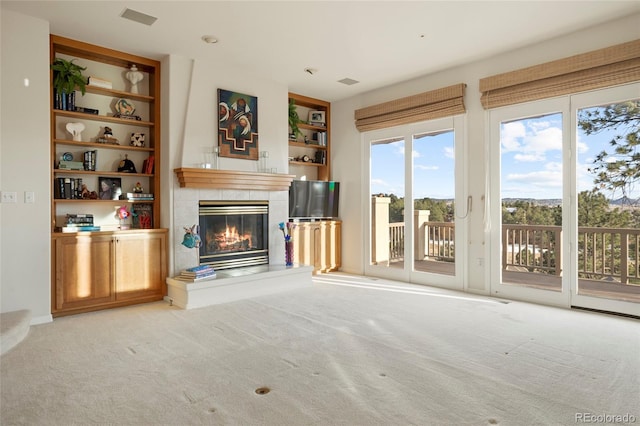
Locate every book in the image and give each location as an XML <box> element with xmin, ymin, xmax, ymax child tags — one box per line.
<box><xmin>74</xmin><ymin>106</ymin><xmax>99</xmax><ymax>115</ymax></box>
<box><xmin>132</xmin><ymin>203</ymin><xmax>153</xmax><ymax>229</ymax></box>
<box><xmin>144</xmin><ymin>155</ymin><xmax>155</xmax><ymax>174</ymax></box>
<box><xmin>61</xmin><ymin>225</ymin><xmax>100</xmax><ymax>233</ymax></box>
<box><xmin>87</xmin><ymin>76</ymin><xmax>112</xmax><ymax>89</ymax></box>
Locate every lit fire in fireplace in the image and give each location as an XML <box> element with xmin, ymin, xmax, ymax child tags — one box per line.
<box><xmin>212</xmin><ymin>225</ymin><xmax>253</xmax><ymax>252</ymax></box>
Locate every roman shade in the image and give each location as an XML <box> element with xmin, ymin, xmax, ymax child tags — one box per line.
<box><xmin>480</xmin><ymin>39</ymin><xmax>640</xmax><ymax>109</ymax></box>
<box><xmin>354</xmin><ymin>83</ymin><xmax>466</xmax><ymax>132</ymax></box>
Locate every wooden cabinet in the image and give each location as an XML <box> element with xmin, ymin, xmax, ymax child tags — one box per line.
<box><xmin>288</xmin><ymin>93</ymin><xmax>331</xmax><ymax>181</ymax></box>
<box><xmin>52</xmin><ymin>230</ymin><xmax>167</xmax><ymax>316</ymax></box>
<box><xmin>49</xmin><ymin>35</ymin><xmax>167</xmax><ymax>316</ymax></box>
<box><xmin>290</xmin><ymin>220</ymin><xmax>341</xmax><ymax>273</ymax></box>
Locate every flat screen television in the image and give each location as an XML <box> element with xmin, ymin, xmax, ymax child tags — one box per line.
<box><xmin>289</xmin><ymin>180</ymin><xmax>340</xmax><ymax>219</ymax></box>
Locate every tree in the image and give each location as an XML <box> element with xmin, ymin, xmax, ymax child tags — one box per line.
<box><xmin>578</xmin><ymin>190</ymin><xmax>632</xmax><ymax>228</ymax></box>
<box><xmin>578</xmin><ymin>100</ymin><xmax>640</xmax><ymax>203</ymax></box>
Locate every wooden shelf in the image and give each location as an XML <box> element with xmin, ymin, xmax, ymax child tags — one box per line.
<box><xmin>53</xmin><ymin>199</ymin><xmax>154</xmax><ymax>204</ymax></box>
<box><xmin>54</xmin><ymin>109</ymin><xmax>154</xmax><ymax>127</ymax></box>
<box><xmin>53</xmin><ymin>170</ymin><xmax>153</xmax><ymax>177</ymax></box>
<box><xmin>54</xmin><ymin>139</ymin><xmax>154</xmax><ymax>152</ymax></box>
<box><xmin>298</xmin><ymin>122</ymin><xmax>327</xmax><ymax>131</ymax></box>
<box><xmin>288</xmin><ymin>141</ymin><xmax>327</xmax><ymax>150</ymax></box>
<box><xmin>50</xmin><ymin>34</ymin><xmax>166</xmax><ymax>317</ymax></box>
<box><xmin>174</xmin><ymin>168</ymin><xmax>295</xmax><ymax>191</ymax></box>
<box><xmin>288</xmin><ymin>92</ymin><xmax>330</xmax><ymax>181</ymax></box>
<box><xmin>85</xmin><ymin>85</ymin><xmax>154</xmax><ymax>102</ymax></box>
<box><xmin>289</xmin><ymin>161</ymin><xmax>325</xmax><ymax>167</ymax></box>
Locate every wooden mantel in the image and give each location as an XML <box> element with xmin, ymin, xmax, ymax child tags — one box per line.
<box><xmin>174</xmin><ymin>168</ymin><xmax>295</xmax><ymax>191</ymax></box>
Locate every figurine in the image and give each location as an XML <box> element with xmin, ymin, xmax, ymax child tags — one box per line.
<box><xmin>130</xmin><ymin>132</ymin><xmax>145</xmax><ymax>147</ymax></box>
<box><xmin>97</xmin><ymin>126</ymin><xmax>118</xmax><ymax>144</ymax></box>
<box><xmin>181</xmin><ymin>225</ymin><xmax>202</xmax><ymax>249</ymax></box>
<box><xmin>80</xmin><ymin>184</ymin><xmax>98</xmax><ymax>200</ymax></box>
<box><xmin>66</xmin><ymin>122</ymin><xmax>85</xmax><ymax>142</ymax></box>
<box><xmin>133</xmin><ymin>182</ymin><xmax>143</xmax><ymax>193</ymax></box>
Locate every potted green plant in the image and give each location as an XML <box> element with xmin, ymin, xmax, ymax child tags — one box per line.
<box><xmin>288</xmin><ymin>99</ymin><xmax>304</xmax><ymax>141</ymax></box>
<box><xmin>51</xmin><ymin>57</ymin><xmax>87</xmax><ymax>95</ymax></box>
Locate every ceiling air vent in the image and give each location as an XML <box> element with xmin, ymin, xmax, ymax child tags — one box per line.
<box><xmin>120</xmin><ymin>8</ymin><xmax>158</xmax><ymax>26</ymax></box>
<box><xmin>338</xmin><ymin>78</ymin><xmax>359</xmax><ymax>86</ymax></box>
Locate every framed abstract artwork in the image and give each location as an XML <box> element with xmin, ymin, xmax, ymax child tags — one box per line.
<box><xmin>218</xmin><ymin>89</ymin><xmax>259</xmax><ymax>160</ymax></box>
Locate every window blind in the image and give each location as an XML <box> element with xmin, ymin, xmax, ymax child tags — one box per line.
<box><xmin>355</xmin><ymin>83</ymin><xmax>466</xmax><ymax>132</ymax></box>
<box><xmin>479</xmin><ymin>39</ymin><xmax>640</xmax><ymax>109</ymax></box>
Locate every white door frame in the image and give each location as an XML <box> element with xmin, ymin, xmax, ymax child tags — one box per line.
<box><xmin>363</xmin><ymin>116</ymin><xmax>467</xmax><ymax>291</ymax></box>
<box><xmin>487</xmin><ymin>97</ymin><xmax>572</xmax><ymax>308</ymax></box>
<box><xmin>570</xmin><ymin>83</ymin><xmax>640</xmax><ymax>317</ymax></box>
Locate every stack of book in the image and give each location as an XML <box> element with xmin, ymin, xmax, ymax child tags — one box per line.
<box><xmin>125</xmin><ymin>192</ymin><xmax>154</xmax><ymax>201</ymax></box>
<box><xmin>62</xmin><ymin>214</ymin><xmax>100</xmax><ymax>232</ymax></box>
<box><xmin>176</xmin><ymin>265</ymin><xmax>216</xmax><ymax>282</ymax></box>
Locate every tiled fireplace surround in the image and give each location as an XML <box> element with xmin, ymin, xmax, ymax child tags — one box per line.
<box><xmin>173</xmin><ymin>186</ymin><xmax>288</xmax><ymax>272</ymax></box>
<box><xmin>168</xmin><ymin>169</ymin><xmax>313</xmax><ymax>309</ymax></box>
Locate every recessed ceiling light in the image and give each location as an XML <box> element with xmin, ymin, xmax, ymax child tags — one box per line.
<box><xmin>202</xmin><ymin>35</ymin><xmax>219</xmax><ymax>44</ymax></box>
<box><xmin>338</xmin><ymin>78</ymin><xmax>359</xmax><ymax>86</ymax></box>
<box><xmin>120</xmin><ymin>8</ymin><xmax>157</xmax><ymax>26</ymax></box>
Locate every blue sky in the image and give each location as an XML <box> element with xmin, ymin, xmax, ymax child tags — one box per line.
<box><xmin>371</xmin><ymin>131</ymin><xmax>455</xmax><ymax>200</ymax></box>
<box><xmin>371</xmin><ymin>108</ymin><xmax>639</xmax><ymax>201</ymax></box>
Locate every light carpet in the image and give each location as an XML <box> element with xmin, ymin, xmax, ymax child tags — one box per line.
<box><xmin>1</xmin><ymin>274</ymin><xmax>638</xmax><ymax>425</ymax></box>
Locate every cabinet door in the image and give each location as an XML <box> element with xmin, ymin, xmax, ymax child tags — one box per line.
<box><xmin>291</xmin><ymin>221</ymin><xmax>341</xmax><ymax>273</ymax></box>
<box><xmin>320</xmin><ymin>221</ymin><xmax>341</xmax><ymax>272</ymax></box>
<box><xmin>114</xmin><ymin>232</ymin><xmax>166</xmax><ymax>300</ymax></box>
<box><xmin>54</xmin><ymin>234</ymin><xmax>115</xmax><ymax>311</ymax></box>
<box><xmin>291</xmin><ymin>223</ymin><xmax>318</xmax><ymax>270</ymax></box>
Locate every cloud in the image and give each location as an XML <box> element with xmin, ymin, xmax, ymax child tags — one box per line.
<box><xmin>501</xmin><ymin>117</ymin><xmax>562</xmax><ymax>162</ymax></box>
<box><xmin>501</xmin><ymin>121</ymin><xmax>525</xmax><ymax>151</ymax></box>
<box><xmin>415</xmin><ymin>164</ymin><xmax>439</xmax><ymax>171</ymax></box>
<box><xmin>397</xmin><ymin>145</ymin><xmax>421</xmax><ymax>158</ymax></box>
<box><xmin>504</xmin><ymin>162</ymin><xmax>563</xmax><ymax>188</ymax></box>
<box><xmin>443</xmin><ymin>146</ymin><xmax>455</xmax><ymax>159</ymax></box>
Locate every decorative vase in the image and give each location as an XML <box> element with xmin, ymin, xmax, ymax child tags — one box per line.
<box><xmin>125</xmin><ymin>64</ymin><xmax>143</xmax><ymax>94</ymax></box>
<box><xmin>285</xmin><ymin>239</ymin><xmax>294</xmax><ymax>267</ymax></box>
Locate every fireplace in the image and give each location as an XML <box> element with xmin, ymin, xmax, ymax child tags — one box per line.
<box><xmin>199</xmin><ymin>201</ymin><xmax>269</xmax><ymax>270</ymax></box>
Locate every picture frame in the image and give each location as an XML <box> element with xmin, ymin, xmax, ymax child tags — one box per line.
<box><xmin>98</xmin><ymin>177</ymin><xmax>122</xmax><ymax>200</ymax></box>
<box><xmin>308</xmin><ymin>110</ymin><xmax>326</xmax><ymax>126</ymax></box>
<box><xmin>217</xmin><ymin>89</ymin><xmax>259</xmax><ymax>160</ymax></box>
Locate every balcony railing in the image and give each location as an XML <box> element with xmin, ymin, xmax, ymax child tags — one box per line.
<box><xmin>388</xmin><ymin>222</ymin><xmax>640</xmax><ymax>284</ymax></box>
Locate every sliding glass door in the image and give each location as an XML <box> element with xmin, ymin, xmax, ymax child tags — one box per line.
<box><xmin>365</xmin><ymin>117</ymin><xmax>466</xmax><ymax>289</ymax></box>
<box><xmin>571</xmin><ymin>84</ymin><xmax>640</xmax><ymax>315</ymax></box>
<box><xmin>489</xmin><ymin>84</ymin><xmax>640</xmax><ymax>316</ymax></box>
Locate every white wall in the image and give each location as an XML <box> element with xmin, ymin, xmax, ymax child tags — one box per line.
<box><xmin>331</xmin><ymin>13</ymin><xmax>640</xmax><ymax>294</ymax></box>
<box><xmin>0</xmin><ymin>10</ymin><xmax>52</xmax><ymax>323</ymax></box>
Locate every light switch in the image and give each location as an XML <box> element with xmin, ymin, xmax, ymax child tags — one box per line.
<box><xmin>1</xmin><ymin>191</ymin><xmax>17</xmax><ymax>203</ymax></box>
<box><xmin>25</xmin><ymin>192</ymin><xmax>35</xmax><ymax>203</ymax></box>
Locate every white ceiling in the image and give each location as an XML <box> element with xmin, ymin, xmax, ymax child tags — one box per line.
<box><xmin>2</xmin><ymin>1</ymin><xmax>639</xmax><ymax>102</ymax></box>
